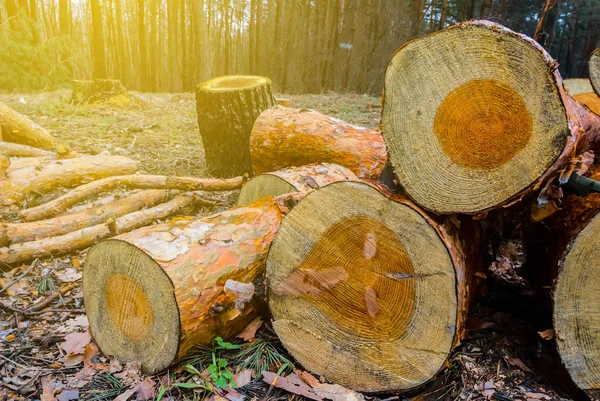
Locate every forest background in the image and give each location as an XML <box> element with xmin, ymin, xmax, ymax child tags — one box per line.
<box><xmin>0</xmin><ymin>0</ymin><xmax>598</xmax><ymax>95</ymax></box>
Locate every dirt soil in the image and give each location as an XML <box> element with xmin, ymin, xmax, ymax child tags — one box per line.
<box><xmin>0</xmin><ymin>91</ymin><xmax>578</xmax><ymax>401</ymax></box>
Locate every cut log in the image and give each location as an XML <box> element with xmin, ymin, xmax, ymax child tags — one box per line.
<box><xmin>0</xmin><ymin>190</ymin><xmax>173</xmax><ymax>248</ymax></box>
<box><xmin>381</xmin><ymin>21</ymin><xmax>600</xmax><ymax>215</ymax></box>
<box><xmin>591</xmin><ymin>49</ymin><xmax>600</xmax><ymax>97</ymax></box>
<box><xmin>20</xmin><ymin>174</ymin><xmax>244</xmax><ymax>221</ymax></box>
<box><xmin>7</xmin><ymin>156</ymin><xmax>55</xmax><ymax>173</ymax></box>
<box><xmin>563</xmin><ymin>78</ymin><xmax>594</xmax><ymax>96</ymax></box>
<box><xmin>0</xmin><ymin>155</ymin><xmax>138</xmax><ymax>206</ymax></box>
<box><xmin>196</xmin><ymin>76</ymin><xmax>276</xmax><ymax>177</ymax></box>
<box><xmin>0</xmin><ymin>154</ymin><xmax>9</xmax><ymax>180</ymax></box>
<box><xmin>0</xmin><ymin>102</ymin><xmax>55</xmax><ymax>150</ymax></box>
<box><xmin>267</xmin><ymin>181</ymin><xmax>482</xmax><ymax>392</ymax></box>
<box><xmin>250</xmin><ymin>107</ymin><xmax>387</xmax><ymax>180</ymax></box>
<box><xmin>525</xmin><ymin>168</ymin><xmax>600</xmax><ymax>400</ymax></box>
<box><xmin>237</xmin><ymin>163</ymin><xmax>358</xmax><ymax>206</ymax></box>
<box><xmin>83</xmin><ymin>196</ymin><xmax>288</xmax><ymax>374</ymax></box>
<box><xmin>573</xmin><ymin>92</ymin><xmax>600</xmax><ymax>116</ymax></box>
<box><xmin>0</xmin><ymin>142</ymin><xmax>55</xmax><ymax>158</ymax></box>
<box><xmin>0</xmin><ymin>192</ymin><xmax>211</xmax><ymax>266</ymax></box>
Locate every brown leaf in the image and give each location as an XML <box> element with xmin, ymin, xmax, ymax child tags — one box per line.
<box><xmin>237</xmin><ymin>318</ymin><xmax>263</xmax><ymax>342</ymax></box>
<box><xmin>506</xmin><ymin>356</ymin><xmax>532</xmax><ymax>373</ymax></box>
<box><xmin>232</xmin><ymin>369</ymin><xmax>253</xmax><ymax>388</ymax></box>
<box><xmin>114</xmin><ymin>387</ymin><xmax>137</xmax><ymax>401</ymax></box>
<box><xmin>262</xmin><ymin>372</ymin><xmax>323</xmax><ymax>401</ymax></box>
<box><xmin>224</xmin><ymin>388</ymin><xmax>245</xmax><ymax>401</ymax></box>
<box><xmin>61</xmin><ymin>331</ymin><xmax>92</xmax><ymax>355</ymax></box>
<box><xmin>55</xmin><ymin>268</ymin><xmax>82</xmax><ymax>283</ymax></box>
<box><xmin>40</xmin><ymin>377</ymin><xmax>56</xmax><ymax>401</ymax></box>
<box><xmin>57</xmin><ymin>390</ymin><xmax>79</xmax><ymax>401</ymax></box>
<box><xmin>312</xmin><ymin>383</ymin><xmax>366</xmax><ymax>401</ymax></box>
<box><xmin>538</xmin><ymin>329</ymin><xmax>555</xmax><ymax>340</ymax></box>
<box><xmin>524</xmin><ymin>392</ymin><xmax>550</xmax><ymax>400</ymax></box>
<box><xmin>135</xmin><ymin>378</ymin><xmax>156</xmax><ymax>401</ymax></box>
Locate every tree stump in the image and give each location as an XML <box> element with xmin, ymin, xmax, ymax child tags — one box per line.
<box><xmin>72</xmin><ymin>79</ymin><xmax>127</xmax><ymax>103</ymax></box>
<box><xmin>250</xmin><ymin>107</ymin><xmax>387</xmax><ymax>180</ymax></box>
<box><xmin>0</xmin><ymin>102</ymin><xmax>55</xmax><ymax>150</ymax></box>
<box><xmin>590</xmin><ymin>49</ymin><xmax>600</xmax><ymax>97</ymax></box>
<box><xmin>267</xmin><ymin>181</ymin><xmax>482</xmax><ymax>392</ymax></box>
<box><xmin>83</xmin><ymin>197</ymin><xmax>287</xmax><ymax>374</ymax></box>
<box><xmin>381</xmin><ymin>21</ymin><xmax>600</xmax><ymax>215</ymax></box>
<box><xmin>196</xmin><ymin>76</ymin><xmax>276</xmax><ymax>178</ymax></box>
<box><xmin>237</xmin><ymin>163</ymin><xmax>358</xmax><ymax>206</ymax></box>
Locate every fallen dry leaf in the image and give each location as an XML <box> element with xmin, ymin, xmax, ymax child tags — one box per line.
<box><xmin>224</xmin><ymin>388</ymin><xmax>245</xmax><ymax>401</ymax></box>
<box><xmin>135</xmin><ymin>377</ymin><xmax>156</xmax><ymax>400</ymax></box>
<box><xmin>114</xmin><ymin>387</ymin><xmax>137</xmax><ymax>401</ymax></box>
<box><xmin>61</xmin><ymin>331</ymin><xmax>92</xmax><ymax>355</ymax></box>
<box><xmin>312</xmin><ymin>383</ymin><xmax>366</xmax><ymax>401</ymax></box>
<box><xmin>525</xmin><ymin>392</ymin><xmax>551</xmax><ymax>400</ymax></box>
<box><xmin>262</xmin><ymin>372</ymin><xmax>322</xmax><ymax>401</ymax></box>
<box><xmin>55</xmin><ymin>268</ymin><xmax>82</xmax><ymax>283</ymax></box>
<box><xmin>56</xmin><ymin>389</ymin><xmax>79</xmax><ymax>401</ymax></box>
<box><xmin>538</xmin><ymin>329</ymin><xmax>555</xmax><ymax>340</ymax></box>
<box><xmin>237</xmin><ymin>317</ymin><xmax>263</xmax><ymax>341</ymax></box>
<box><xmin>506</xmin><ymin>356</ymin><xmax>532</xmax><ymax>373</ymax></box>
<box><xmin>233</xmin><ymin>368</ymin><xmax>252</xmax><ymax>388</ymax></box>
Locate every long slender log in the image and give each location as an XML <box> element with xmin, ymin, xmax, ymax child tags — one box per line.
<box><xmin>20</xmin><ymin>174</ymin><xmax>244</xmax><ymax>221</ymax></box>
<box><xmin>0</xmin><ymin>190</ymin><xmax>173</xmax><ymax>248</ymax></box>
<box><xmin>266</xmin><ymin>181</ymin><xmax>484</xmax><ymax>392</ymax></box>
<box><xmin>237</xmin><ymin>163</ymin><xmax>358</xmax><ymax>206</ymax></box>
<box><xmin>0</xmin><ymin>192</ymin><xmax>213</xmax><ymax>266</ymax></box>
<box><xmin>0</xmin><ymin>155</ymin><xmax>138</xmax><ymax>206</ymax></box>
<box><xmin>6</xmin><ymin>156</ymin><xmax>54</xmax><ymax>173</ymax></box>
<box><xmin>0</xmin><ymin>101</ymin><xmax>55</xmax><ymax>150</ymax></box>
<box><xmin>250</xmin><ymin>107</ymin><xmax>387</xmax><ymax>180</ymax></box>
<box><xmin>381</xmin><ymin>20</ymin><xmax>600</xmax><ymax>215</ymax></box>
<box><xmin>0</xmin><ymin>142</ymin><xmax>55</xmax><ymax>158</ymax></box>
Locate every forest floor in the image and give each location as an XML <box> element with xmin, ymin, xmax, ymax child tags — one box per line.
<box><xmin>0</xmin><ymin>91</ymin><xmax>578</xmax><ymax>401</ymax></box>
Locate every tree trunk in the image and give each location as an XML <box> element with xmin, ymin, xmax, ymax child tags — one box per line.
<box><xmin>591</xmin><ymin>49</ymin><xmax>600</xmax><ymax>97</ymax></box>
<box><xmin>195</xmin><ymin>75</ymin><xmax>276</xmax><ymax>177</ymax></box>
<box><xmin>0</xmin><ymin>142</ymin><xmax>54</xmax><ymax>157</ymax></box>
<box><xmin>381</xmin><ymin>21</ymin><xmax>600</xmax><ymax>215</ymax></box>
<box><xmin>534</xmin><ymin>0</ymin><xmax>559</xmax><ymax>49</ymax></box>
<box><xmin>59</xmin><ymin>0</ymin><xmax>70</xmax><ymax>37</ymax></box>
<box><xmin>250</xmin><ymin>107</ymin><xmax>387</xmax><ymax>180</ymax></box>
<box><xmin>1</xmin><ymin>155</ymin><xmax>138</xmax><ymax>205</ymax></box>
<box><xmin>90</xmin><ymin>0</ymin><xmax>107</xmax><ymax>79</ymax></box>
<box><xmin>0</xmin><ymin>102</ymin><xmax>55</xmax><ymax>150</ymax></box>
<box><xmin>0</xmin><ymin>190</ymin><xmax>173</xmax><ymax>248</ymax></box>
<box><xmin>237</xmin><ymin>163</ymin><xmax>358</xmax><ymax>206</ymax></box>
<box><xmin>19</xmin><ymin>174</ymin><xmax>244</xmax><ymax>221</ymax></box>
<box><xmin>0</xmin><ymin>192</ymin><xmax>211</xmax><ymax>266</ymax></box>
<box><xmin>83</xmin><ymin>196</ymin><xmax>288</xmax><ymax>374</ymax></box>
<box><xmin>524</xmin><ymin>166</ymin><xmax>600</xmax><ymax>400</ymax></box>
<box><xmin>266</xmin><ymin>181</ymin><xmax>483</xmax><ymax>392</ymax></box>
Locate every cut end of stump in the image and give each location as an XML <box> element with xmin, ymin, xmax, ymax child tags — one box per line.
<box><xmin>83</xmin><ymin>239</ymin><xmax>179</xmax><ymax>374</ymax></box>
<box><xmin>267</xmin><ymin>181</ymin><xmax>457</xmax><ymax>392</ymax></box>
<box><xmin>381</xmin><ymin>22</ymin><xmax>568</xmax><ymax>214</ymax></box>
<box><xmin>198</xmin><ymin>75</ymin><xmax>271</xmax><ymax>92</ymax></box>
<box><xmin>554</xmin><ymin>213</ymin><xmax>600</xmax><ymax>397</ymax></box>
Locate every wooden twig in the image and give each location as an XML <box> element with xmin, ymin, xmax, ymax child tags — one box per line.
<box><xmin>26</xmin><ymin>283</ymin><xmax>78</xmax><ymax>313</ymax></box>
<box><xmin>0</xmin><ymin>259</ymin><xmax>39</xmax><ymax>295</ymax></box>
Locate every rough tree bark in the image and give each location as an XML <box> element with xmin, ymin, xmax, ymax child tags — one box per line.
<box><xmin>0</xmin><ymin>102</ymin><xmax>55</xmax><ymax>150</ymax></box>
<box><xmin>83</xmin><ymin>196</ymin><xmax>288</xmax><ymax>374</ymax></box>
<box><xmin>19</xmin><ymin>174</ymin><xmax>244</xmax><ymax>221</ymax></box>
<box><xmin>237</xmin><ymin>163</ymin><xmax>358</xmax><ymax>206</ymax></box>
<box><xmin>196</xmin><ymin>75</ymin><xmax>276</xmax><ymax>177</ymax></box>
<box><xmin>250</xmin><ymin>107</ymin><xmax>387</xmax><ymax>180</ymax></box>
<box><xmin>381</xmin><ymin>21</ymin><xmax>600</xmax><ymax>215</ymax></box>
<box><xmin>1</xmin><ymin>155</ymin><xmax>138</xmax><ymax>206</ymax></box>
<box><xmin>0</xmin><ymin>192</ymin><xmax>213</xmax><ymax>266</ymax></box>
<box><xmin>525</xmin><ymin>166</ymin><xmax>600</xmax><ymax>400</ymax></box>
<box><xmin>267</xmin><ymin>181</ymin><xmax>483</xmax><ymax>392</ymax></box>
<box><xmin>0</xmin><ymin>190</ymin><xmax>173</xmax><ymax>248</ymax></box>
<box><xmin>534</xmin><ymin>0</ymin><xmax>559</xmax><ymax>49</ymax></box>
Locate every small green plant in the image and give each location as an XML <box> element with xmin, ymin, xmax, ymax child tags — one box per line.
<box><xmin>208</xmin><ymin>337</ymin><xmax>241</xmax><ymax>389</ymax></box>
<box><xmin>156</xmin><ymin>365</ymin><xmax>213</xmax><ymax>401</ymax></box>
<box><xmin>234</xmin><ymin>338</ymin><xmax>294</xmax><ymax>379</ymax></box>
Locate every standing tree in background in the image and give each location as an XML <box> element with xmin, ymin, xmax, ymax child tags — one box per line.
<box><xmin>90</xmin><ymin>0</ymin><xmax>107</xmax><ymax>79</ymax></box>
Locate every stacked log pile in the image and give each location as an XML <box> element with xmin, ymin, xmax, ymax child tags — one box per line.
<box><xmin>3</xmin><ymin>20</ymin><xmax>599</xmax><ymax>400</ymax></box>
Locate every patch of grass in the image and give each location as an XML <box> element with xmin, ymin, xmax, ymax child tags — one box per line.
<box><xmin>234</xmin><ymin>338</ymin><xmax>294</xmax><ymax>379</ymax></box>
<box><xmin>82</xmin><ymin>372</ymin><xmax>124</xmax><ymax>401</ymax></box>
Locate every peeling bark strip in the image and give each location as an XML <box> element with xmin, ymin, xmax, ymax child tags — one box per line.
<box><xmin>0</xmin><ymin>155</ymin><xmax>138</xmax><ymax>206</ymax></box>
<box><xmin>266</xmin><ymin>181</ymin><xmax>484</xmax><ymax>392</ymax></box>
<box><xmin>20</xmin><ymin>174</ymin><xmax>244</xmax><ymax>222</ymax></box>
<box><xmin>525</xmin><ymin>165</ymin><xmax>600</xmax><ymax>399</ymax></box>
<box><xmin>0</xmin><ymin>192</ymin><xmax>210</xmax><ymax>266</ymax></box>
<box><xmin>196</xmin><ymin>75</ymin><xmax>276</xmax><ymax>178</ymax></box>
<box><xmin>0</xmin><ymin>101</ymin><xmax>55</xmax><ymax>150</ymax></box>
<box><xmin>381</xmin><ymin>20</ymin><xmax>600</xmax><ymax>215</ymax></box>
<box><xmin>0</xmin><ymin>190</ymin><xmax>173</xmax><ymax>248</ymax></box>
<box><xmin>591</xmin><ymin>49</ymin><xmax>600</xmax><ymax>97</ymax></box>
<box><xmin>237</xmin><ymin>163</ymin><xmax>358</xmax><ymax>206</ymax></box>
<box><xmin>250</xmin><ymin>107</ymin><xmax>387</xmax><ymax>180</ymax></box>
<box><xmin>83</xmin><ymin>197</ymin><xmax>288</xmax><ymax>374</ymax></box>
